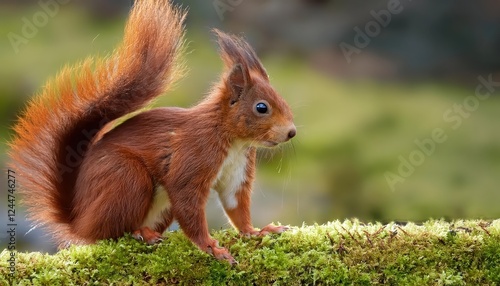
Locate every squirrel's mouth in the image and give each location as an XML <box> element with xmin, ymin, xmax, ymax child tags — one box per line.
<box><xmin>262</xmin><ymin>141</ymin><xmax>279</xmax><ymax>148</ymax></box>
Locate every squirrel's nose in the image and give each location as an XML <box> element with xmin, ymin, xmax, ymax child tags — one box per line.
<box><xmin>287</xmin><ymin>127</ymin><xmax>297</xmax><ymax>139</ymax></box>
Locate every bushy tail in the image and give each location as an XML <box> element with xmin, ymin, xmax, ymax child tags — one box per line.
<box><xmin>8</xmin><ymin>0</ymin><xmax>186</xmax><ymax>245</ymax></box>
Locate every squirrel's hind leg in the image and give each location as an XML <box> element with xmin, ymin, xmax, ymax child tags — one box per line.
<box><xmin>133</xmin><ymin>208</ymin><xmax>174</xmax><ymax>244</ymax></box>
<box><xmin>132</xmin><ymin>227</ymin><xmax>164</xmax><ymax>244</ymax></box>
<box><xmin>72</xmin><ymin>150</ymin><xmax>155</xmax><ymax>241</ymax></box>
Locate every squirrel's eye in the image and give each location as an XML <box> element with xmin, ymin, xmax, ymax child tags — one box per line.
<box><xmin>255</xmin><ymin>102</ymin><xmax>268</xmax><ymax>114</ymax></box>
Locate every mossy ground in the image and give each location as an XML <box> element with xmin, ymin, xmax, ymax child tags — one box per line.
<box><xmin>1</xmin><ymin>219</ymin><xmax>500</xmax><ymax>285</ymax></box>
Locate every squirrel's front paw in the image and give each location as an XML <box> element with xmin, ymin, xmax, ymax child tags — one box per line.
<box><xmin>206</xmin><ymin>240</ymin><xmax>237</xmax><ymax>265</ymax></box>
<box><xmin>239</xmin><ymin>228</ymin><xmax>261</xmax><ymax>238</ymax></box>
<box><xmin>240</xmin><ymin>224</ymin><xmax>289</xmax><ymax>237</ymax></box>
<box><xmin>258</xmin><ymin>224</ymin><xmax>289</xmax><ymax>236</ymax></box>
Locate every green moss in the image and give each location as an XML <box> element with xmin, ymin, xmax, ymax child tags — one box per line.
<box><xmin>1</xmin><ymin>219</ymin><xmax>499</xmax><ymax>285</ymax></box>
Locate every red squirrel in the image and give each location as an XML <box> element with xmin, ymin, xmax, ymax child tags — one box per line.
<box><xmin>8</xmin><ymin>0</ymin><xmax>295</xmax><ymax>264</ymax></box>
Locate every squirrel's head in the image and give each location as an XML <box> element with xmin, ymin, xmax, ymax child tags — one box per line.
<box><xmin>214</xmin><ymin>30</ymin><xmax>296</xmax><ymax>148</ymax></box>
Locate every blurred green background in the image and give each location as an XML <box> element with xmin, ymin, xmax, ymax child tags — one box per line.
<box><xmin>1</xmin><ymin>0</ymin><xmax>499</xmax><ymax>252</ymax></box>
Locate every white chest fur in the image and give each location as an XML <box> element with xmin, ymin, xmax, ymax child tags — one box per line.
<box><xmin>213</xmin><ymin>141</ymin><xmax>249</xmax><ymax>210</ymax></box>
<box><xmin>141</xmin><ymin>185</ymin><xmax>170</xmax><ymax>229</ymax></box>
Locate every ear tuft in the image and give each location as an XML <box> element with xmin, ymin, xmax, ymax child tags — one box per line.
<box><xmin>228</xmin><ymin>63</ymin><xmax>249</xmax><ymax>105</ymax></box>
<box><xmin>213</xmin><ymin>29</ymin><xmax>268</xmax><ymax>80</ymax></box>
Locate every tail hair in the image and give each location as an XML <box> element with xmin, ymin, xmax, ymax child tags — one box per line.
<box><xmin>8</xmin><ymin>0</ymin><xmax>186</xmax><ymax>245</ymax></box>
<box><xmin>213</xmin><ymin>29</ymin><xmax>268</xmax><ymax>79</ymax></box>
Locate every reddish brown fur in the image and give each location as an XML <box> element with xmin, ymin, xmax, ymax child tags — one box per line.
<box><xmin>8</xmin><ymin>0</ymin><xmax>295</xmax><ymax>264</ymax></box>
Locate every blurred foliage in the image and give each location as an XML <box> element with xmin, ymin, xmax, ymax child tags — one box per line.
<box><xmin>1</xmin><ymin>3</ymin><xmax>499</xmax><ymax>253</ymax></box>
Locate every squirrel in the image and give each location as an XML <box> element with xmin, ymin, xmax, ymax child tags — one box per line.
<box><xmin>8</xmin><ymin>0</ymin><xmax>296</xmax><ymax>264</ymax></box>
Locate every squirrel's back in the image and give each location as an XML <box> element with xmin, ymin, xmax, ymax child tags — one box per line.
<box><xmin>8</xmin><ymin>0</ymin><xmax>186</xmax><ymax>245</ymax></box>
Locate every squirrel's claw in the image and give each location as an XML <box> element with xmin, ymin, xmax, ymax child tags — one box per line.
<box><xmin>239</xmin><ymin>229</ymin><xmax>260</xmax><ymax>238</ymax></box>
<box><xmin>206</xmin><ymin>240</ymin><xmax>237</xmax><ymax>266</ymax></box>
<box><xmin>258</xmin><ymin>224</ymin><xmax>290</xmax><ymax>236</ymax></box>
<box><xmin>133</xmin><ymin>227</ymin><xmax>164</xmax><ymax>245</ymax></box>
<box><xmin>240</xmin><ymin>224</ymin><xmax>289</xmax><ymax>237</ymax></box>
<box><xmin>132</xmin><ymin>230</ymin><xmax>144</xmax><ymax>241</ymax></box>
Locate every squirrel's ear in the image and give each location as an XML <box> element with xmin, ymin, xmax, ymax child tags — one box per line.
<box><xmin>228</xmin><ymin>63</ymin><xmax>250</xmax><ymax>105</ymax></box>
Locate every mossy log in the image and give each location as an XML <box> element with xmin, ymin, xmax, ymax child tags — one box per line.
<box><xmin>1</xmin><ymin>219</ymin><xmax>499</xmax><ymax>285</ymax></box>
